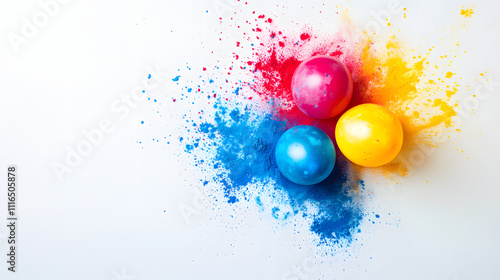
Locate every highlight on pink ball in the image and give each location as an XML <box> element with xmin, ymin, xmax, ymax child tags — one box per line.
<box><xmin>291</xmin><ymin>55</ymin><xmax>353</xmax><ymax>119</ymax></box>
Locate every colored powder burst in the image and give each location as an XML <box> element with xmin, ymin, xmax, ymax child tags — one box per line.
<box><xmin>179</xmin><ymin>28</ymin><xmax>372</xmax><ymax>245</ymax></box>
<box><xmin>242</xmin><ymin>26</ymin><xmax>463</xmax><ymax>180</ymax></box>
<box><xmin>163</xmin><ymin>10</ymin><xmax>465</xmax><ymax>247</ymax></box>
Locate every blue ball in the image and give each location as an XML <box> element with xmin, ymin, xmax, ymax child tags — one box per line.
<box><xmin>275</xmin><ymin>125</ymin><xmax>336</xmax><ymax>185</ymax></box>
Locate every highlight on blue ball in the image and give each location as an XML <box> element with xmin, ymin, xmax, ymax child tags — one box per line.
<box><xmin>275</xmin><ymin>125</ymin><xmax>336</xmax><ymax>185</ymax></box>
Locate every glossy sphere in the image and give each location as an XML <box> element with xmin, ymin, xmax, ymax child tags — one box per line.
<box><xmin>335</xmin><ymin>103</ymin><xmax>404</xmax><ymax>167</ymax></box>
<box><xmin>291</xmin><ymin>55</ymin><xmax>353</xmax><ymax>119</ymax></box>
<box><xmin>275</xmin><ymin>125</ymin><xmax>336</xmax><ymax>185</ymax></box>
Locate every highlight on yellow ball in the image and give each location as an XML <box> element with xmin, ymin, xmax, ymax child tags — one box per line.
<box><xmin>335</xmin><ymin>103</ymin><xmax>403</xmax><ymax>167</ymax></box>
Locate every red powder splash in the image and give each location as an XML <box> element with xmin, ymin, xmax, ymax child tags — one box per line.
<box><xmin>239</xmin><ymin>26</ymin><xmax>370</xmax><ymax>142</ymax></box>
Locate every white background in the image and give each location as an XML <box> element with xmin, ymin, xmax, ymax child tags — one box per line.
<box><xmin>1</xmin><ymin>0</ymin><xmax>499</xmax><ymax>279</ymax></box>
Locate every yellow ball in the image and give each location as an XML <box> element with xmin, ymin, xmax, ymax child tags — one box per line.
<box><xmin>335</xmin><ymin>103</ymin><xmax>403</xmax><ymax>167</ymax></box>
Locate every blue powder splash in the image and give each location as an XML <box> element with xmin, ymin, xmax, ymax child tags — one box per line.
<box><xmin>186</xmin><ymin>102</ymin><xmax>364</xmax><ymax>245</ymax></box>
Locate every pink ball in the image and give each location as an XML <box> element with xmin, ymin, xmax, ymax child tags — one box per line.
<box><xmin>291</xmin><ymin>56</ymin><xmax>353</xmax><ymax>119</ymax></box>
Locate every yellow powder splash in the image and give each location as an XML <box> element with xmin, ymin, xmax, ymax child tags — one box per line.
<box><xmin>353</xmin><ymin>37</ymin><xmax>460</xmax><ymax>180</ymax></box>
<box><xmin>336</xmin><ymin>7</ymin><xmax>473</xmax><ymax>182</ymax></box>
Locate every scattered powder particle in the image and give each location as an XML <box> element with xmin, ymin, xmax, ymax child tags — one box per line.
<box><xmin>300</xmin><ymin>33</ymin><xmax>311</xmax><ymax>41</ymax></box>
<box><xmin>460</xmin><ymin>8</ymin><xmax>474</xmax><ymax>18</ymax></box>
